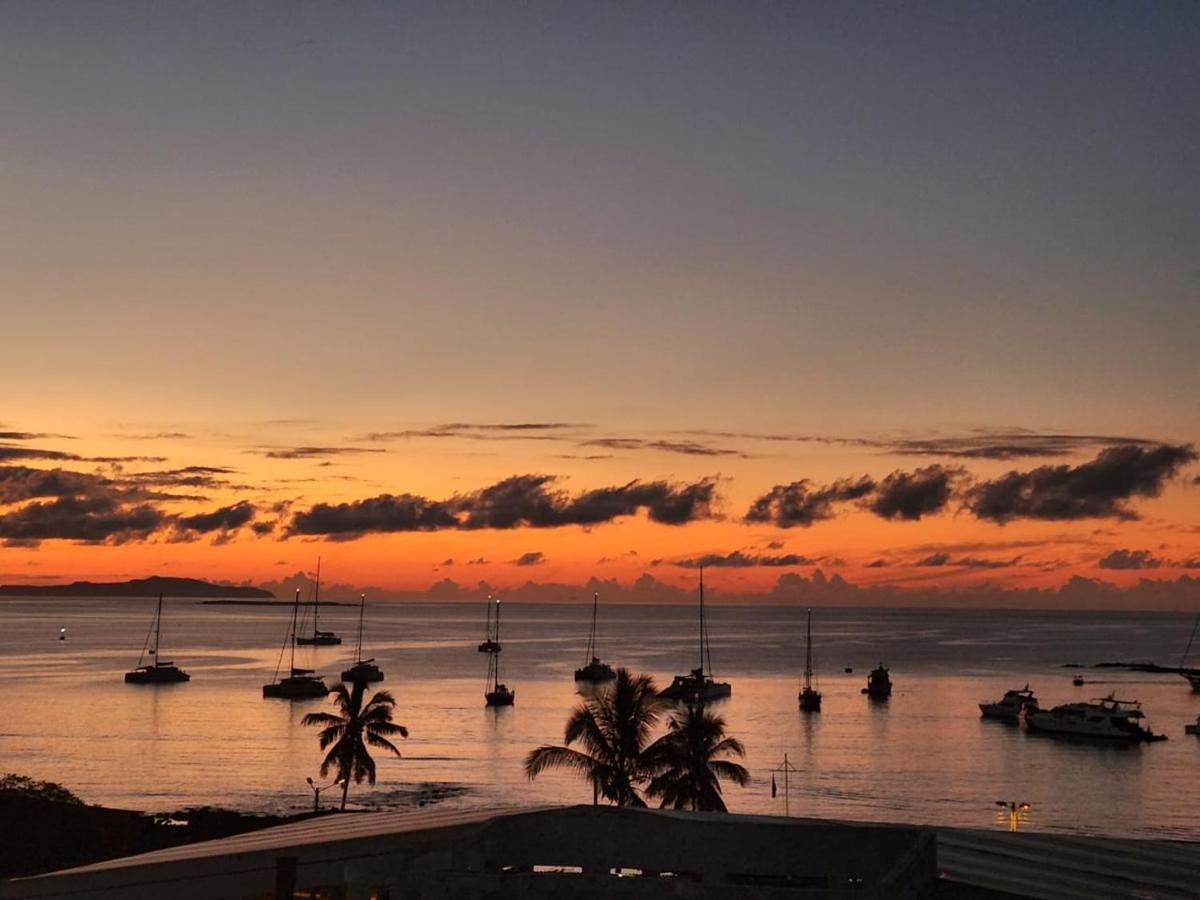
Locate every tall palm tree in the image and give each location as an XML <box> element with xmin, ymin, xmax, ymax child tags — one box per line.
<box><xmin>302</xmin><ymin>682</ymin><xmax>408</xmax><ymax>810</ymax></box>
<box><xmin>645</xmin><ymin>701</ymin><xmax>749</xmax><ymax>813</ymax></box>
<box><xmin>524</xmin><ymin>668</ymin><xmax>664</xmax><ymax>806</ymax></box>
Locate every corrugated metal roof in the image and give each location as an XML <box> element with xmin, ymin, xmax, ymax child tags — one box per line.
<box><xmin>26</xmin><ymin>805</ymin><xmax>552</xmax><ymax>879</ymax></box>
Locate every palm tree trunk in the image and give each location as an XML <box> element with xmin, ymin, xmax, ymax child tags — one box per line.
<box><xmin>340</xmin><ymin>774</ymin><xmax>350</xmax><ymax>811</ymax></box>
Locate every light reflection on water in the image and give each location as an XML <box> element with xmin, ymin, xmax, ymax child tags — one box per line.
<box><xmin>1</xmin><ymin>597</ymin><xmax>1198</xmax><ymax>838</ymax></box>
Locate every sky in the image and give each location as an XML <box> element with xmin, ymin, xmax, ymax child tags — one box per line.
<box><xmin>1</xmin><ymin>3</ymin><xmax>1198</xmax><ymax>606</ymax></box>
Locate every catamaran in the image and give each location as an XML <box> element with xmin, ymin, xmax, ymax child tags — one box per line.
<box><xmin>263</xmin><ymin>589</ymin><xmax>329</xmax><ymax>699</ymax></box>
<box><xmin>296</xmin><ymin>557</ymin><xmax>341</xmax><ymax>646</ymax></box>
<box><xmin>483</xmin><ymin>596</ymin><xmax>514</xmax><ymax>706</ymax></box>
<box><xmin>798</xmin><ymin>608</ymin><xmax>821</xmax><ymax>712</ymax></box>
<box><xmin>340</xmin><ymin>593</ymin><xmax>383</xmax><ymax>684</ymax></box>
<box><xmin>659</xmin><ymin>568</ymin><xmax>731</xmax><ymax>703</ymax></box>
<box><xmin>574</xmin><ymin>592</ymin><xmax>616</xmax><ymax>682</ymax></box>
<box><xmin>124</xmin><ymin>594</ymin><xmax>190</xmax><ymax>684</ymax></box>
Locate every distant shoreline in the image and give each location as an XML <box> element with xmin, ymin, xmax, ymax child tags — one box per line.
<box><xmin>200</xmin><ymin>599</ymin><xmax>356</xmax><ymax>607</ymax></box>
<box><xmin>0</xmin><ymin>576</ymin><xmax>273</xmax><ymax>600</ymax></box>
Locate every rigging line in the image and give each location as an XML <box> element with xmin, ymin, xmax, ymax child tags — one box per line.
<box><xmin>271</xmin><ymin>590</ymin><xmax>297</xmax><ymax>683</ymax></box>
<box><xmin>1179</xmin><ymin>611</ymin><xmax>1200</xmax><ymax>670</ymax></box>
<box><xmin>135</xmin><ymin>599</ymin><xmax>156</xmax><ymax>668</ymax></box>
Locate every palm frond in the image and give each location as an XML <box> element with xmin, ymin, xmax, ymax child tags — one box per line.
<box><xmin>524</xmin><ymin>745</ymin><xmax>599</xmax><ymax>780</ymax></box>
<box><xmin>365</xmin><ymin>731</ymin><xmax>404</xmax><ymax>757</ymax></box>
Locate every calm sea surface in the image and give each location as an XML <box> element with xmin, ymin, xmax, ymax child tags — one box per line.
<box><xmin>2</xmin><ymin>597</ymin><xmax>1198</xmax><ymax>839</ymax></box>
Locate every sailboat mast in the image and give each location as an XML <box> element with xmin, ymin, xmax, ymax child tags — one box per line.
<box><xmin>804</xmin><ymin>608</ymin><xmax>814</xmax><ymax>687</ymax></box>
<box><xmin>495</xmin><ymin>597</ymin><xmax>502</xmax><ymax>643</ymax></box>
<box><xmin>153</xmin><ymin>593</ymin><xmax>163</xmax><ymax>662</ymax></box>
<box><xmin>356</xmin><ymin>593</ymin><xmax>365</xmax><ymax>660</ymax></box>
<box><xmin>312</xmin><ymin>557</ymin><xmax>322</xmax><ymax>636</ymax></box>
<box><xmin>587</xmin><ymin>592</ymin><xmax>598</xmax><ymax>660</ymax></box>
<box><xmin>290</xmin><ymin>588</ymin><xmax>299</xmax><ymax>672</ymax></box>
<box><xmin>698</xmin><ymin>566</ymin><xmax>706</xmax><ymax>672</ymax></box>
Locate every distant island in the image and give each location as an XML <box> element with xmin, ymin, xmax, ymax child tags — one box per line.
<box><xmin>0</xmin><ymin>576</ymin><xmax>274</xmax><ymax>599</ymax></box>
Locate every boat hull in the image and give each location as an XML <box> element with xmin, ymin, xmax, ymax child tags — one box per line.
<box><xmin>124</xmin><ymin>666</ymin><xmax>189</xmax><ymax>684</ymax></box>
<box><xmin>340</xmin><ymin>663</ymin><xmax>384</xmax><ymax>684</ymax></box>
<box><xmin>297</xmin><ymin>635</ymin><xmax>341</xmax><ymax>646</ymax></box>
<box><xmin>478</xmin><ymin>640</ymin><xmax>501</xmax><ymax>653</ymax></box>
<box><xmin>262</xmin><ymin>677</ymin><xmax>329</xmax><ymax>699</ymax></box>
<box><xmin>799</xmin><ymin>689</ymin><xmax>822</xmax><ymax>712</ymax></box>
<box><xmin>1026</xmin><ymin>712</ymin><xmax>1165</xmax><ymax>742</ymax></box>
<box><xmin>659</xmin><ymin>674</ymin><xmax>731</xmax><ymax>703</ymax></box>
<box><xmin>574</xmin><ymin>660</ymin><xmax>616</xmax><ymax>682</ymax></box>
<box><xmin>485</xmin><ymin>688</ymin><xmax>515</xmax><ymax>707</ymax></box>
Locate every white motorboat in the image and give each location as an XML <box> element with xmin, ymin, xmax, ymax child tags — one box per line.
<box><xmin>979</xmin><ymin>685</ymin><xmax>1039</xmax><ymax>720</ymax></box>
<box><xmin>1025</xmin><ymin>694</ymin><xmax>1166</xmax><ymax>742</ymax></box>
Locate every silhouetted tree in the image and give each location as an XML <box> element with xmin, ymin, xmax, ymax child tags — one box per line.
<box><xmin>645</xmin><ymin>701</ymin><xmax>749</xmax><ymax>812</ymax></box>
<box><xmin>302</xmin><ymin>682</ymin><xmax>408</xmax><ymax>810</ymax></box>
<box><xmin>524</xmin><ymin>668</ymin><xmax>664</xmax><ymax>806</ymax></box>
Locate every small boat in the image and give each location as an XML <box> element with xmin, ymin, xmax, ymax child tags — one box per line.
<box><xmin>1186</xmin><ymin>717</ymin><xmax>1200</xmax><ymax>736</ymax></box>
<box><xmin>340</xmin><ymin>593</ymin><xmax>384</xmax><ymax>684</ymax></box>
<box><xmin>478</xmin><ymin>595</ymin><xmax>502</xmax><ymax>653</ymax></box>
<box><xmin>59</xmin><ymin>627</ymin><xmax>66</xmax><ymax>642</ymax></box>
<box><xmin>980</xmin><ymin>685</ymin><xmax>1039</xmax><ymax>720</ymax></box>
<box><xmin>659</xmin><ymin>568</ymin><xmax>731</xmax><ymax>703</ymax></box>
<box><xmin>574</xmin><ymin>592</ymin><xmax>616</xmax><ymax>683</ymax></box>
<box><xmin>125</xmin><ymin>594</ymin><xmax>190</xmax><ymax>684</ymax></box>
<box><xmin>296</xmin><ymin>557</ymin><xmax>341</xmax><ymax>646</ymax></box>
<box><xmin>263</xmin><ymin>589</ymin><xmax>329</xmax><ymax>700</ymax></box>
<box><xmin>798</xmin><ymin>608</ymin><xmax>821</xmax><ymax>713</ymax></box>
<box><xmin>1025</xmin><ymin>694</ymin><xmax>1166</xmax><ymax>742</ymax></box>
<box><xmin>861</xmin><ymin>664</ymin><xmax>891</xmax><ymax>699</ymax></box>
<box><xmin>484</xmin><ymin>598</ymin><xmax>514</xmax><ymax>707</ymax></box>
<box><xmin>1072</xmin><ymin>674</ymin><xmax>1085</xmax><ymax>686</ymax></box>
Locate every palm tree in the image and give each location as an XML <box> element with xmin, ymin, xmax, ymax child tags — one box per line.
<box><xmin>645</xmin><ymin>701</ymin><xmax>749</xmax><ymax>813</ymax></box>
<box><xmin>302</xmin><ymin>682</ymin><xmax>408</xmax><ymax>810</ymax></box>
<box><xmin>524</xmin><ymin>668</ymin><xmax>664</xmax><ymax>806</ymax></box>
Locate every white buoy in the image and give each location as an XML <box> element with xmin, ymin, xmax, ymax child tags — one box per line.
<box><xmin>59</xmin><ymin>627</ymin><xmax>66</xmax><ymax>641</ymax></box>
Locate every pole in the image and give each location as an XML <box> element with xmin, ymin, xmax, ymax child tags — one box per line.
<box><xmin>772</xmin><ymin>753</ymin><xmax>798</xmax><ymax>817</ymax></box>
<box><xmin>153</xmin><ymin>593</ymin><xmax>163</xmax><ymax>661</ymax></box>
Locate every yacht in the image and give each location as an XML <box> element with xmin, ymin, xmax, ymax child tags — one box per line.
<box><xmin>659</xmin><ymin>568</ymin><xmax>731</xmax><ymax>703</ymax></box>
<box><xmin>861</xmin><ymin>664</ymin><xmax>892</xmax><ymax>700</ymax></box>
<box><xmin>478</xmin><ymin>595</ymin><xmax>502</xmax><ymax>653</ymax></box>
<box><xmin>340</xmin><ymin>593</ymin><xmax>384</xmax><ymax>685</ymax></box>
<box><xmin>979</xmin><ymin>685</ymin><xmax>1039</xmax><ymax>720</ymax></box>
<box><xmin>1025</xmin><ymin>694</ymin><xmax>1166</xmax><ymax>742</ymax></box>
<box><xmin>296</xmin><ymin>558</ymin><xmax>341</xmax><ymax>646</ymax></box>
<box><xmin>484</xmin><ymin>597</ymin><xmax>514</xmax><ymax>707</ymax></box>
<box><xmin>574</xmin><ymin>592</ymin><xmax>616</xmax><ymax>683</ymax></box>
<box><xmin>124</xmin><ymin>594</ymin><xmax>190</xmax><ymax>684</ymax></box>
<box><xmin>798</xmin><ymin>608</ymin><xmax>821</xmax><ymax>713</ymax></box>
<box><xmin>263</xmin><ymin>589</ymin><xmax>329</xmax><ymax>700</ymax></box>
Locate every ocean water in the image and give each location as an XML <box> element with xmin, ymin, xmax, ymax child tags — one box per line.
<box><xmin>1</xmin><ymin>597</ymin><xmax>1198</xmax><ymax>839</ymax></box>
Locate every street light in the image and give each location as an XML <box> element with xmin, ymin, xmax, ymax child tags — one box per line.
<box><xmin>995</xmin><ymin>800</ymin><xmax>1031</xmax><ymax>832</ymax></box>
<box><xmin>307</xmin><ymin>776</ymin><xmax>344</xmax><ymax>813</ymax></box>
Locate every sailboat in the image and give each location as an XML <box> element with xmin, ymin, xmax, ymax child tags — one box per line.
<box><xmin>341</xmin><ymin>593</ymin><xmax>383</xmax><ymax>684</ymax></box>
<box><xmin>296</xmin><ymin>558</ymin><xmax>341</xmax><ymax>646</ymax></box>
<box><xmin>798</xmin><ymin>608</ymin><xmax>821</xmax><ymax>712</ymax></box>
<box><xmin>659</xmin><ymin>567</ymin><xmax>731</xmax><ymax>703</ymax></box>
<box><xmin>1178</xmin><ymin>611</ymin><xmax>1200</xmax><ymax>692</ymax></box>
<box><xmin>124</xmin><ymin>594</ymin><xmax>190</xmax><ymax>684</ymax></box>
<box><xmin>477</xmin><ymin>594</ymin><xmax>502</xmax><ymax>653</ymax></box>
<box><xmin>483</xmin><ymin>597</ymin><xmax>514</xmax><ymax>706</ymax></box>
<box><xmin>574</xmin><ymin>592</ymin><xmax>616</xmax><ymax>682</ymax></box>
<box><xmin>263</xmin><ymin>589</ymin><xmax>329</xmax><ymax>699</ymax></box>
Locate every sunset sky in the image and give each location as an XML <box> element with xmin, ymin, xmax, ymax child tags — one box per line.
<box><xmin>2</xmin><ymin>3</ymin><xmax>1197</xmax><ymax>606</ymax></box>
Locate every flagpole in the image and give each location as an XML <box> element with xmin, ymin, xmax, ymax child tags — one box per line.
<box><xmin>772</xmin><ymin>752</ymin><xmax>798</xmax><ymax>817</ymax></box>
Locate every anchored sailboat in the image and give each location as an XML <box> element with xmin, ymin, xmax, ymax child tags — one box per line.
<box><xmin>340</xmin><ymin>593</ymin><xmax>383</xmax><ymax>684</ymax></box>
<box><xmin>659</xmin><ymin>567</ymin><xmax>731</xmax><ymax>703</ymax></box>
<box><xmin>574</xmin><ymin>592</ymin><xmax>616</xmax><ymax>682</ymax></box>
<box><xmin>296</xmin><ymin>557</ymin><xmax>341</xmax><ymax>646</ymax></box>
<box><xmin>478</xmin><ymin>594</ymin><xmax>502</xmax><ymax>653</ymax></box>
<box><xmin>1178</xmin><ymin>611</ymin><xmax>1200</xmax><ymax>692</ymax></box>
<box><xmin>484</xmin><ymin>596</ymin><xmax>514</xmax><ymax>706</ymax></box>
<box><xmin>263</xmin><ymin>589</ymin><xmax>329</xmax><ymax>699</ymax></box>
<box><xmin>124</xmin><ymin>594</ymin><xmax>190</xmax><ymax>684</ymax></box>
<box><xmin>798</xmin><ymin>608</ymin><xmax>821</xmax><ymax>712</ymax></box>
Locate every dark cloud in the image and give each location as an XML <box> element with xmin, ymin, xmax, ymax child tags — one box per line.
<box><xmin>289</xmin><ymin>474</ymin><xmax>717</xmax><ymax>539</ymax></box>
<box><xmin>257</xmin><ymin>446</ymin><xmax>387</xmax><ymax>460</ymax></box>
<box><xmin>866</xmin><ymin>465</ymin><xmax>961</xmax><ymax>520</ymax></box>
<box><xmin>915</xmin><ymin>552</ymin><xmax>1017</xmax><ymax>569</ymax></box>
<box><xmin>439</xmin><ymin>558</ymin><xmax>455</xmax><ymax>566</ymax></box>
<box><xmin>745</xmin><ymin>477</ymin><xmax>875</xmax><ymax>528</ymax></box>
<box><xmin>966</xmin><ymin>444</ymin><xmax>1196</xmax><ymax>523</ymax></box>
<box><xmin>251</xmin><ymin>521</ymin><xmax>276</xmax><ymax>536</ymax></box>
<box><xmin>0</xmin><ymin>445</ymin><xmax>82</xmax><ymax>462</ymax></box>
<box><xmin>674</xmin><ymin>550</ymin><xmax>818</xmax><ymax>568</ymax></box>
<box><xmin>176</xmin><ymin>501</ymin><xmax>256</xmax><ymax>534</ymax></box>
<box><xmin>0</xmin><ymin>495</ymin><xmax>166</xmax><ymax>544</ymax></box>
<box><xmin>1098</xmin><ymin>549</ymin><xmax>1163</xmax><ymax>570</ymax></box>
<box><xmin>364</xmin><ymin>423</ymin><xmax>584</xmax><ymax>441</ymax></box>
<box><xmin>512</xmin><ymin>551</ymin><xmax>546</xmax><ymax>566</ymax></box>
<box><xmin>116</xmin><ymin>432</ymin><xmax>191</xmax><ymax>440</ymax></box>
<box><xmin>581</xmin><ymin>438</ymin><xmax>745</xmax><ymax>457</ymax></box>
<box><xmin>916</xmin><ymin>552</ymin><xmax>951</xmax><ymax>567</ymax></box>
<box><xmin>867</xmin><ymin>559</ymin><xmax>890</xmax><ymax>568</ymax></box>
<box><xmin>466</xmin><ymin>557</ymin><xmax>489</xmax><ymax>565</ymax></box>
<box><xmin>0</xmin><ymin>432</ymin><xmax>75</xmax><ymax>441</ymax></box>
